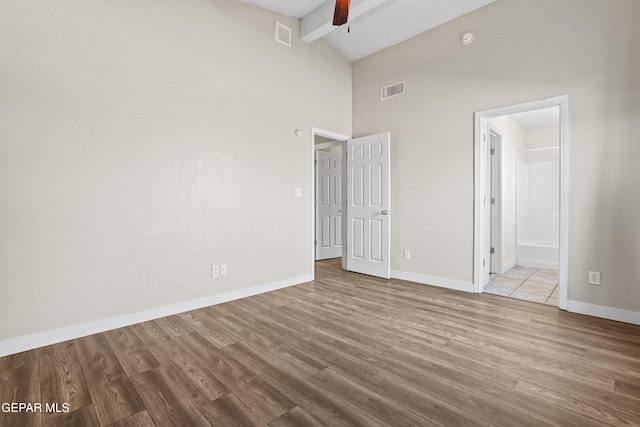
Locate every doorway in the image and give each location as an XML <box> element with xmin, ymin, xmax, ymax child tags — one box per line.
<box><xmin>314</xmin><ymin>137</ymin><xmax>344</xmax><ymax>261</ymax></box>
<box><xmin>484</xmin><ymin>108</ymin><xmax>560</xmax><ymax>305</ymax></box>
<box><xmin>311</xmin><ymin>128</ymin><xmax>392</xmax><ymax>280</ymax></box>
<box><xmin>311</xmin><ymin>128</ymin><xmax>349</xmax><ymax>277</ymax></box>
<box><xmin>473</xmin><ymin>96</ymin><xmax>568</xmax><ymax>310</ymax></box>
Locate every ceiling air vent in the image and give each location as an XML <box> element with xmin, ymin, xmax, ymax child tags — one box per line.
<box><xmin>275</xmin><ymin>21</ymin><xmax>291</xmax><ymax>47</ymax></box>
<box><xmin>380</xmin><ymin>81</ymin><xmax>406</xmax><ymax>100</ymax></box>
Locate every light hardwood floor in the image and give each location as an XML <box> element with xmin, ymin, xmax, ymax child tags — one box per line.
<box><xmin>2</xmin><ymin>258</ymin><xmax>640</xmax><ymax>426</ymax></box>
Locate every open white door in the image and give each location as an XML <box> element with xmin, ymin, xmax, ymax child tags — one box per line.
<box><xmin>315</xmin><ymin>150</ymin><xmax>343</xmax><ymax>260</ymax></box>
<box><xmin>345</xmin><ymin>132</ymin><xmax>391</xmax><ymax>279</ymax></box>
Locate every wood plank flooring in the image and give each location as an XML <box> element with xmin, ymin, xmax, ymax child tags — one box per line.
<box><xmin>2</xmin><ymin>258</ymin><xmax>640</xmax><ymax>426</ymax></box>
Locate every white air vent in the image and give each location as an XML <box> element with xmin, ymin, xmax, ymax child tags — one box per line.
<box><xmin>380</xmin><ymin>81</ymin><xmax>406</xmax><ymax>100</ymax></box>
<box><xmin>275</xmin><ymin>21</ymin><xmax>291</xmax><ymax>47</ymax></box>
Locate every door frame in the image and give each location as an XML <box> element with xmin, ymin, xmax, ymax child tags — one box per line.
<box><xmin>473</xmin><ymin>95</ymin><xmax>569</xmax><ymax>310</ymax></box>
<box><xmin>488</xmin><ymin>125</ymin><xmax>503</xmax><ymax>276</ymax></box>
<box><xmin>310</xmin><ymin>128</ymin><xmax>350</xmax><ymax>279</ymax></box>
<box><xmin>315</xmin><ymin>145</ymin><xmax>343</xmax><ymax>261</ymax></box>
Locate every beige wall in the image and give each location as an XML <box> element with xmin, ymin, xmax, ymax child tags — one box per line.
<box><xmin>353</xmin><ymin>0</ymin><xmax>640</xmax><ymax>311</ymax></box>
<box><xmin>0</xmin><ymin>0</ymin><xmax>351</xmax><ymax>340</ymax></box>
<box><xmin>487</xmin><ymin>116</ymin><xmax>526</xmax><ymax>271</ymax></box>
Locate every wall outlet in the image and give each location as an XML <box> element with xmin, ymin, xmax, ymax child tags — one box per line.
<box><xmin>403</xmin><ymin>250</ymin><xmax>411</xmax><ymax>260</ymax></box>
<box><xmin>588</xmin><ymin>271</ymin><xmax>600</xmax><ymax>285</ymax></box>
<box><xmin>211</xmin><ymin>265</ymin><xmax>220</xmax><ymax>278</ymax></box>
<box><xmin>220</xmin><ymin>264</ymin><xmax>227</xmax><ymax>275</ymax></box>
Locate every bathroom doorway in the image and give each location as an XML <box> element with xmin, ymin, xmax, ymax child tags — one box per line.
<box><xmin>474</xmin><ymin>96</ymin><xmax>568</xmax><ymax>309</ymax></box>
<box><xmin>486</xmin><ymin>107</ymin><xmax>560</xmax><ymax>305</ymax></box>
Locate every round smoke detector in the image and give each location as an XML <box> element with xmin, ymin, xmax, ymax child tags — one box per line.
<box><xmin>462</xmin><ymin>32</ymin><xmax>475</xmax><ymax>45</ymax></box>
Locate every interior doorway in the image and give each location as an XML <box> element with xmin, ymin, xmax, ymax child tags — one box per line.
<box><xmin>314</xmin><ymin>138</ymin><xmax>344</xmax><ymax>261</ymax></box>
<box><xmin>310</xmin><ymin>128</ymin><xmax>392</xmax><ymax>280</ymax></box>
<box><xmin>474</xmin><ymin>96</ymin><xmax>568</xmax><ymax>310</ymax></box>
<box><xmin>311</xmin><ymin>128</ymin><xmax>349</xmax><ymax>277</ymax></box>
<box><xmin>484</xmin><ymin>108</ymin><xmax>560</xmax><ymax>306</ymax></box>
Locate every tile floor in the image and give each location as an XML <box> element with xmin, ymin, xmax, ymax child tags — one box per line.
<box><xmin>484</xmin><ymin>265</ymin><xmax>558</xmax><ymax>306</ymax></box>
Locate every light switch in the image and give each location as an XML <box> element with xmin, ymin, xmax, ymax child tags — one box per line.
<box><xmin>295</xmin><ymin>187</ymin><xmax>303</xmax><ymax>198</ymax></box>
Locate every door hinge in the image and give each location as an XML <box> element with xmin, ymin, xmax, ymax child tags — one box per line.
<box><xmin>490</xmin><ymin>247</ymin><xmax>495</xmax><ymax>254</ymax></box>
<box><xmin>491</xmin><ymin>198</ymin><xmax>495</xmax><ymax>205</ymax></box>
<box><xmin>483</xmin><ymin>259</ymin><xmax>486</xmax><ymax>267</ymax></box>
<box><xmin>314</xmin><ymin>239</ymin><xmax>317</xmax><ymax>245</ymax></box>
<box><xmin>483</xmin><ymin>134</ymin><xmax>486</xmax><ymax>142</ymax></box>
<box><xmin>490</xmin><ymin>148</ymin><xmax>495</xmax><ymax>155</ymax></box>
<box><xmin>314</xmin><ymin>159</ymin><xmax>317</xmax><ymax>165</ymax></box>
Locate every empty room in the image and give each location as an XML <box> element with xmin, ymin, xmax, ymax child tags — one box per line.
<box><xmin>1</xmin><ymin>0</ymin><xmax>639</xmax><ymax>426</ymax></box>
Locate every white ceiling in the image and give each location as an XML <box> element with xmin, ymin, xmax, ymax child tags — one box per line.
<box><xmin>239</xmin><ymin>0</ymin><xmax>497</xmax><ymax>61</ymax></box>
<box><xmin>510</xmin><ymin>107</ymin><xmax>560</xmax><ymax>129</ymax></box>
<box><xmin>239</xmin><ymin>0</ymin><xmax>328</xmax><ymax>19</ymax></box>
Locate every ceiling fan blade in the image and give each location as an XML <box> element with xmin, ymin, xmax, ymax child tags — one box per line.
<box><xmin>333</xmin><ymin>0</ymin><xmax>350</xmax><ymax>26</ymax></box>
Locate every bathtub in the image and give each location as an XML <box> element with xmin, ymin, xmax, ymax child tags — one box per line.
<box><xmin>517</xmin><ymin>242</ymin><xmax>559</xmax><ymax>270</ymax></box>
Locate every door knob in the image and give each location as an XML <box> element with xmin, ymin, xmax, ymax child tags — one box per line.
<box><xmin>381</xmin><ymin>210</ymin><xmax>388</xmax><ymax>215</ymax></box>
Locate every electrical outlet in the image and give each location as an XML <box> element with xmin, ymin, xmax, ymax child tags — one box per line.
<box><xmin>588</xmin><ymin>271</ymin><xmax>600</xmax><ymax>285</ymax></box>
<box><xmin>220</xmin><ymin>264</ymin><xmax>227</xmax><ymax>276</ymax></box>
<box><xmin>211</xmin><ymin>265</ymin><xmax>220</xmax><ymax>278</ymax></box>
<box><xmin>403</xmin><ymin>250</ymin><xmax>411</xmax><ymax>260</ymax></box>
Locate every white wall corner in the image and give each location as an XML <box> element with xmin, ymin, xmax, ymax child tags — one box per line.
<box><xmin>391</xmin><ymin>270</ymin><xmax>474</xmax><ymax>293</ymax></box>
<box><xmin>501</xmin><ymin>259</ymin><xmax>517</xmax><ymax>274</ymax></box>
<box><xmin>0</xmin><ymin>274</ymin><xmax>312</xmax><ymax>358</ymax></box>
<box><xmin>567</xmin><ymin>300</ymin><xmax>640</xmax><ymax>326</ymax></box>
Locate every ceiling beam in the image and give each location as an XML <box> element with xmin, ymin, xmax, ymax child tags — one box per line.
<box><xmin>300</xmin><ymin>0</ymin><xmax>390</xmax><ymax>44</ymax></box>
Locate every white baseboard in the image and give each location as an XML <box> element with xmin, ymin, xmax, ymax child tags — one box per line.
<box><xmin>567</xmin><ymin>300</ymin><xmax>640</xmax><ymax>326</ymax></box>
<box><xmin>501</xmin><ymin>259</ymin><xmax>517</xmax><ymax>274</ymax></box>
<box><xmin>0</xmin><ymin>274</ymin><xmax>312</xmax><ymax>358</ymax></box>
<box><xmin>391</xmin><ymin>270</ymin><xmax>474</xmax><ymax>293</ymax></box>
<box><xmin>517</xmin><ymin>258</ymin><xmax>559</xmax><ymax>270</ymax></box>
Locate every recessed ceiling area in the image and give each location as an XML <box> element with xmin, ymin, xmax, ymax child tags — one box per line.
<box><xmin>239</xmin><ymin>0</ymin><xmax>497</xmax><ymax>61</ymax></box>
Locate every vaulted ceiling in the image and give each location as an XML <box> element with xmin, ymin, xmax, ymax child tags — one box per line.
<box><xmin>239</xmin><ymin>0</ymin><xmax>497</xmax><ymax>61</ymax></box>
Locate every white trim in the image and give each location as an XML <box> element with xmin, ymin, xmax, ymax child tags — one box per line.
<box><xmin>0</xmin><ymin>274</ymin><xmax>311</xmax><ymax>358</ymax></box>
<box><xmin>311</xmin><ymin>128</ymin><xmax>350</xmax><ymax>142</ymax></box>
<box><xmin>314</xmin><ymin>140</ymin><xmax>343</xmax><ymax>151</ymax></box>
<box><xmin>475</xmin><ymin>116</ymin><xmax>487</xmax><ymax>287</ymax></box>
<box><xmin>518</xmin><ymin>147</ymin><xmax>559</xmax><ymax>153</ymax></box>
<box><xmin>516</xmin><ymin>258</ymin><xmax>559</xmax><ymax>270</ymax></box>
<box><xmin>474</xmin><ymin>95</ymin><xmax>568</xmax><ymax>311</ymax></box>
<box><xmin>558</xmin><ymin>97</ymin><xmax>569</xmax><ymax>311</ymax></box>
<box><xmin>391</xmin><ymin>270</ymin><xmax>474</xmax><ymax>293</ymax></box>
<box><xmin>311</xmin><ymin>128</ymin><xmax>350</xmax><ymax>274</ymax></box>
<box><xmin>567</xmin><ymin>300</ymin><xmax>640</xmax><ymax>326</ymax></box>
<box><xmin>502</xmin><ymin>259</ymin><xmax>516</xmax><ymax>272</ymax></box>
<box><xmin>488</xmin><ymin>125</ymin><xmax>503</xmax><ymax>275</ymax></box>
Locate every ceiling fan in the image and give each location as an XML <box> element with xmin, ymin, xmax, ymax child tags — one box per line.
<box><xmin>333</xmin><ymin>0</ymin><xmax>350</xmax><ymax>26</ymax></box>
